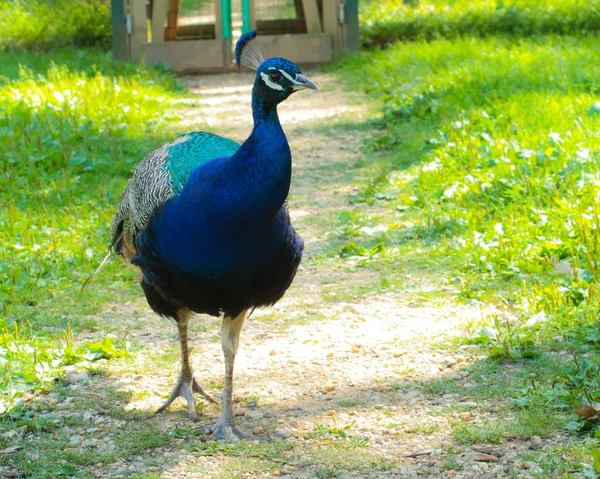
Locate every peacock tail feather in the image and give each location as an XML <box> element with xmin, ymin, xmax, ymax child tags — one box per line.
<box><xmin>111</xmin><ymin>131</ymin><xmax>239</xmax><ymax>261</ymax></box>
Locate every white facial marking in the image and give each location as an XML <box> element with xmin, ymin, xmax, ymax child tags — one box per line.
<box><xmin>278</xmin><ymin>69</ymin><xmax>295</xmax><ymax>82</ymax></box>
<box><xmin>260</xmin><ymin>71</ymin><xmax>284</xmax><ymax>91</ymax></box>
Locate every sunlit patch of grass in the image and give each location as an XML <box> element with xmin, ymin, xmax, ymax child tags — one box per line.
<box><xmin>0</xmin><ymin>47</ymin><xmax>184</xmax><ymax>411</ymax></box>
<box><xmin>333</xmin><ymin>36</ymin><xmax>600</xmax><ymax>390</ymax></box>
<box><xmin>0</xmin><ymin>0</ymin><xmax>111</xmax><ymax>50</ymax></box>
<box><xmin>360</xmin><ymin>0</ymin><xmax>600</xmax><ymax>47</ymax></box>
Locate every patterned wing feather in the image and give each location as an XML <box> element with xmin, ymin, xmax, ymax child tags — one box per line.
<box><xmin>111</xmin><ymin>132</ymin><xmax>240</xmax><ymax>261</ymax></box>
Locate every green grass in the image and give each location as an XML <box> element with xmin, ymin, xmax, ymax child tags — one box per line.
<box><xmin>333</xmin><ymin>35</ymin><xmax>600</xmax><ymax>341</ymax></box>
<box><xmin>0</xmin><ymin>0</ymin><xmax>111</xmax><ymax>50</ymax></box>
<box><xmin>360</xmin><ymin>0</ymin><xmax>600</xmax><ymax>47</ymax></box>
<box><xmin>331</xmin><ymin>34</ymin><xmax>600</xmax><ymax>440</ymax></box>
<box><xmin>0</xmin><ymin>47</ymin><xmax>184</xmax><ymax>411</ymax></box>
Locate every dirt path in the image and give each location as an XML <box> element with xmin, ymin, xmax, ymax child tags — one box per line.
<box><xmin>12</xmin><ymin>72</ymin><xmax>560</xmax><ymax>479</ymax></box>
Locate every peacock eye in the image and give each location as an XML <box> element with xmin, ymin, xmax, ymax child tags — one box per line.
<box><xmin>269</xmin><ymin>71</ymin><xmax>282</xmax><ymax>82</ymax></box>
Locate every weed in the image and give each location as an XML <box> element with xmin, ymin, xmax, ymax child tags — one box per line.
<box><xmin>451</xmin><ymin>420</ymin><xmax>504</xmax><ymax>444</ymax></box>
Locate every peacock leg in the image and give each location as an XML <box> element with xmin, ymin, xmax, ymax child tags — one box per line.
<box><xmin>156</xmin><ymin>310</ymin><xmax>217</xmax><ymax>421</ymax></box>
<box><xmin>210</xmin><ymin>309</ymin><xmax>248</xmax><ymax>441</ymax></box>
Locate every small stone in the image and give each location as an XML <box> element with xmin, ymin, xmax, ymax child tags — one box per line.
<box><xmin>373</xmin><ymin>385</ymin><xmax>385</xmax><ymax>393</ymax></box>
<box><xmin>529</xmin><ymin>436</ymin><xmax>542</xmax><ymax>449</ymax></box>
<box><xmin>280</xmin><ymin>475</ymin><xmax>291</xmax><ymax>479</ymax></box>
<box><xmin>473</xmin><ymin>452</ymin><xmax>499</xmax><ymax>462</ymax></box>
<box><xmin>288</xmin><ymin>419</ymin><xmax>299</xmax><ymax>427</ymax></box>
<box><xmin>444</xmin><ymin>357</ymin><xmax>457</xmax><ymax>368</ymax></box>
<box><xmin>113</xmin><ymin>467</ymin><xmax>131</xmax><ymax>476</ymax></box>
<box><xmin>324</xmin><ymin>385</ymin><xmax>335</xmax><ymax>392</ymax></box>
<box><xmin>461</xmin><ymin>401</ymin><xmax>478</xmax><ymax>408</ymax></box>
<box><xmin>394</xmin><ymin>351</ymin><xmax>407</xmax><ymax>358</ymax></box>
<box><xmin>327</xmin><ymin>410</ymin><xmax>336</xmax><ymax>416</ymax></box>
<box><xmin>70</xmin><ymin>372</ymin><xmax>90</xmax><ymax>383</ymax></box>
<box><xmin>272</xmin><ymin>429</ymin><xmax>292</xmax><ymax>439</ymax></box>
<box><xmin>262</xmin><ymin>410</ymin><xmax>274</xmax><ymax>418</ymax></box>
<box><xmin>552</xmin><ymin>335</ymin><xmax>564</xmax><ymax>342</ymax></box>
<box><xmin>253</xmin><ymin>426</ymin><xmax>265</xmax><ymax>436</ymax></box>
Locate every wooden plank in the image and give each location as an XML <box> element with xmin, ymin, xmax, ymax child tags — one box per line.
<box><xmin>301</xmin><ymin>0</ymin><xmax>322</xmax><ymax>34</ymax></box>
<box><xmin>215</xmin><ymin>0</ymin><xmax>223</xmax><ymax>39</ymax></box>
<box><xmin>256</xmin><ymin>19</ymin><xmax>306</xmax><ymax>34</ymax></box>
<box><xmin>176</xmin><ymin>24</ymin><xmax>216</xmax><ymax>39</ymax></box>
<box><xmin>130</xmin><ymin>0</ymin><xmax>148</xmax><ymax>62</ymax></box>
<box><xmin>143</xmin><ymin>39</ymin><xmax>229</xmax><ymax>70</ymax></box>
<box><xmin>322</xmin><ymin>0</ymin><xmax>341</xmax><ymax>55</ymax></box>
<box><xmin>249</xmin><ymin>0</ymin><xmax>256</xmax><ymax>30</ymax></box>
<box><xmin>151</xmin><ymin>0</ymin><xmax>168</xmax><ymax>42</ymax></box>
<box><xmin>164</xmin><ymin>0</ymin><xmax>180</xmax><ymax>41</ymax></box>
<box><xmin>111</xmin><ymin>0</ymin><xmax>128</xmax><ymax>60</ymax></box>
<box><xmin>256</xmin><ymin>34</ymin><xmax>332</xmax><ymax>64</ymax></box>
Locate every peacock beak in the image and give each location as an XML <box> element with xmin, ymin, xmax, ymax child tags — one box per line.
<box><xmin>292</xmin><ymin>73</ymin><xmax>318</xmax><ymax>91</ymax></box>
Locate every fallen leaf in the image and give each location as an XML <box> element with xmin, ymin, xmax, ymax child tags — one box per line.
<box><xmin>403</xmin><ymin>449</ymin><xmax>433</xmax><ymax>458</ymax></box>
<box><xmin>3</xmin><ymin>471</ymin><xmax>26</xmax><ymax>478</ymax></box>
<box><xmin>473</xmin><ymin>452</ymin><xmax>500</xmax><ymax>462</ymax></box>
<box><xmin>574</xmin><ymin>405</ymin><xmax>600</xmax><ymax>420</ymax></box>
<box><xmin>0</xmin><ymin>446</ymin><xmax>22</xmax><ymax>455</ymax></box>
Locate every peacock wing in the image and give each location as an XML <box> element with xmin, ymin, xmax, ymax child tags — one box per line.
<box><xmin>111</xmin><ymin>132</ymin><xmax>240</xmax><ymax>260</ymax></box>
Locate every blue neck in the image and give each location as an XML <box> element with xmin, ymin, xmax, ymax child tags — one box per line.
<box><xmin>230</xmin><ymin>91</ymin><xmax>291</xmax><ymax>218</ymax></box>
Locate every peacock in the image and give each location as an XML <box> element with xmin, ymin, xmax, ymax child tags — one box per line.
<box><xmin>108</xmin><ymin>31</ymin><xmax>317</xmax><ymax>440</ymax></box>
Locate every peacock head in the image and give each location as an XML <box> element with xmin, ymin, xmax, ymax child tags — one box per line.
<box><xmin>236</xmin><ymin>30</ymin><xmax>317</xmax><ymax>107</ymax></box>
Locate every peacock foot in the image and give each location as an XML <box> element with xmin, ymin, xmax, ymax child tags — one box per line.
<box><xmin>209</xmin><ymin>416</ymin><xmax>247</xmax><ymax>442</ymax></box>
<box><xmin>155</xmin><ymin>376</ymin><xmax>218</xmax><ymax>421</ymax></box>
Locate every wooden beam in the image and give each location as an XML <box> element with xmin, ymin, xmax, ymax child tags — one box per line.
<box><xmin>249</xmin><ymin>0</ymin><xmax>256</xmax><ymax>30</ymax></box>
<box><xmin>151</xmin><ymin>0</ymin><xmax>167</xmax><ymax>43</ymax></box>
<box><xmin>322</xmin><ymin>0</ymin><xmax>341</xmax><ymax>55</ymax></box>
<box><xmin>143</xmin><ymin>39</ymin><xmax>229</xmax><ymax>70</ymax></box>
<box><xmin>164</xmin><ymin>0</ymin><xmax>180</xmax><ymax>41</ymax></box>
<box><xmin>130</xmin><ymin>0</ymin><xmax>148</xmax><ymax>62</ymax></box>
<box><xmin>111</xmin><ymin>0</ymin><xmax>128</xmax><ymax>60</ymax></box>
<box><xmin>215</xmin><ymin>0</ymin><xmax>223</xmax><ymax>39</ymax></box>
<box><xmin>301</xmin><ymin>0</ymin><xmax>322</xmax><ymax>33</ymax></box>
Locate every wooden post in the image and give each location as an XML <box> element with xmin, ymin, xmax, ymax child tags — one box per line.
<box><xmin>323</xmin><ymin>0</ymin><xmax>342</xmax><ymax>55</ymax></box>
<box><xmin>130</xmin><ymin>0</ymin><xmax>148</xmax><ymax>62</ymax></box>
<box><xmin>164</xmin><ymin>0</ymin><xmax>180</xmax><ymax>41</ymax></box>
<box><xmin>301</xmin><ymin>0</ymin><xmax>322</xmax><ymax>33</ymax></box>
<box><xmin>151</xmin><ymin>0</ymin><xmax>168</xmax><ymax>43</ymax></box>
<box><xmin>249</xmin><ymin>0</ymin><xmax>256</xmax><ymax>30</ymax></box>
<box><xmin>112</xmin><ymin>0</ymin><xmax>128</xmax><ymax>60</ymax></box>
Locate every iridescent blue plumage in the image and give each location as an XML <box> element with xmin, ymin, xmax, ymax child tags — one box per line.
<box><xmin>164</xmin><ymin>132</ymin><xmax>239</xmax><ymax>194</ymax></box>
<box><xmin>109</xmin><ymin>32</ymin><xmax>317</xmax><ymax>439</ymax></box>
<box><xmin>235</xmin><ymin>30</ymin><xmax>258</xmax><ymax>67</ymax></box>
